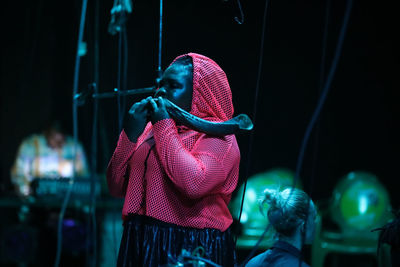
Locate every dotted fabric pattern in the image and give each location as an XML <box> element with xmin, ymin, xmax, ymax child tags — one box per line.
<box><xmin>106</xmin><ymin>53</ymin><xmax>240</xmax><ymax>231</ymax></box>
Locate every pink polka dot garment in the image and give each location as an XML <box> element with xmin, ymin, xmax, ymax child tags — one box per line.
<box><xmin>106</xmin><ymin>53</ymin><xmax>240</xmax><ymax>231</ymax></box>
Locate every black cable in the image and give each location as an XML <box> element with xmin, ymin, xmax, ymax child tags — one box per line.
<box><xmin>86</xmin><ymin>2</ymin><xmax>101</xmax><ymax>266</ymax></box>
<box><xmin>157</xmin><ymin>0</ymin><xmax>163</xmax><ymax>80</ymax></box>
<box><xmin>305</xmin><ymin>0</ymin><xmax>331</xmax><ymax>200</ymax></box>
<box><xmin>117</xmin><ymin>8</ymin><xmax>131</xmax><ymax>263</ymax></box>
<box><xmin>117</xmin><ymin>10</ymin><xmax>129</xmax><ymax>134</ymax></box>
<box><xmin>117</xmin><ymin>28</ymin><xmax>123</xmax><ymax>133</ymax></box>
<box><xmin>285</xmin><ymin>0</ymin><xmax>354</xmax><ymax>265</ymax></box>
<box><xmin>297</xmin><ymin>1</ymin><xmax>332</xmax><ymax>266</ymax></box>
<box><xmin>239</xmin><ymin>0</ymin><xmax>354</xmax><ymax>265</ymax></box>
<box><xmin>291</xmin><ymin>0</ymin><xmax>354</xmax><ymax>199</ymax></box>
<box><xmin>294</xmin><ymin>0</ymin><xmax>353</xmax><ymax>264</ymax></box>
<box><xmin>234</xmin><ymin>0</ymin><xmax>244</xmax><ymax>24</ymax></box>
<box><xmin>54</xmin><ymin>0</ymin><xmax>88</xmax><ymax>266</ymax></box>
<box><xmin>122</xmin><ymin>28</ymin><xmax>129</xmax><ymax>114</ymax></box>
<box><xmin>240</xmin><ymin>224</ymin><xmax>272</xmax><ymax>266</ymax></box>
<box><xmin>90</xmin><ymin>83</ymin><xmax>99</xmax><ymax>267</ymax></box>
<box><xmin>235</xmin><ymin>0</ymin><xmax>270</xmax><ymax>245</ymax></box>
<box><xmin>92</xmin><ymin>1</ymin><xmax>100</xmax><ymax>265</ymax></box>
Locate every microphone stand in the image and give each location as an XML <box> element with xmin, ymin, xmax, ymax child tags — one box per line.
<box><xmin>92</xmin><ymin>86</ymin><xmax>156</xmax><ymax>99</ymax></box>
<box><xmin>74</xmin><ymin>86</ymin><xmax>157</xmax><ymax>103</ymax></box>
<box><xmin>73</xmin><ymin>0</ymin><xmax>163</xmax><ymax>265</ymax></box>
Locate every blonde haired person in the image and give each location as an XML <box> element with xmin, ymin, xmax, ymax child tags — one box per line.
<box><xmin>245</xmin><ymin>188</ymin><xmax>317</xmax><ymax>267</ymax></box>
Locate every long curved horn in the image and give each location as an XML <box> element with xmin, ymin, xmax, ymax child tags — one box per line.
<box><xmin>163</xmin><ymin>99</ymin><xmax>253</xmax><ymax>136</ymax></box>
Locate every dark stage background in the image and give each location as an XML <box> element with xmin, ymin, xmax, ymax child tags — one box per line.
<box><xmin>0</xmin><ymin>0</ymin><xmax>399</xmax><ymax>224</ymax></box>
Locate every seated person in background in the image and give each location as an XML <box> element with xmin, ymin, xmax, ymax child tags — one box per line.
<box><xmin>245</xmin><ymin>187</ymin><xmax>317</xmax><ymax>267</ymax></box>
<box><xmin>374</xmin><ymin>208</ymin><xmax>400</xmax><ymax>267</ymax></box>
<box><xmin>10</xmin><ymin>120</ymin><xmax>89</xmax><ymax>197</ymax></box>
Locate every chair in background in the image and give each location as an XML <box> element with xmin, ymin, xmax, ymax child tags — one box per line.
<box><xmin>312</xmin><ymin>171</ymin><xmax>393</xmax><ymax>267</ymax></box>
<box><xmin>229</xmin><ymin>168</ymin><xmax>302</xmax><ymax>249</ymax></box>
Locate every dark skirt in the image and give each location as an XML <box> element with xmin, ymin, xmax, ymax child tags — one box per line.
<box><xmin>117</xmin><ymin>215</ymin><xmax>237</xmax><ymax>267</ymax></box>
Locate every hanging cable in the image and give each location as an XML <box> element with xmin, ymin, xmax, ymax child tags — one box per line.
<box><xmin>234</xmin><ymin>0</ymin><xmax>244</xmax><ymax>24</ymax></box>
<box><xmin>307</xmin><ymin>0</ymin><xmax>331</xmax><ymax>205</ymax></box>
<box><xmin>235</xmin><ymin>0</ymin><xmax>270</xmax><ymax>245</ymax></box>
<box><xmin>157</xmin><ymin>0</ymin><xmax>163</xmax><ymax>82</ymax></box>
<box><xmin>83</xmin><ymin>2</ymin><xmax>101</xmax><ymax>267</ymax></box>
<box><xmin>108</xmin><ymin>0</ymin><xmax>132</xmax><ymax>132</ymax></box>
<box><xmin>239</xmin><ymin>0</ymin><xmax>354</xmax><ymax>265</ymax></box>
<box><xmin>116</xmin><ymin>19</ymin><xmax>129</xmax><ymax>132</ymax></box>
<box><xmin>296</xmin><ymin>2</ymin><xmax>333</xmax><ymax>266</ymax></box>
<box><xmin>122</xmin><ymin>28</ymin><xmax>129</xmax><ymax>113</ymax></box>
<box><xmin>89</xmin><ymin>83</ymin><xmax>99</xmax><ymax>267</ymax></box>
<box><xmin>297</xmin><ymin>1</ymin><xmax>332</xmax><ymax>263</ymax></box>
<box><xmin>296</xmin><ymin>1</ymin><xmax>348</xmax><ymax>266</ymax></box>
<box><xmin>292</xmin><ymin>0</ymin><xmax>353</xmax><ymax>196</ymax></box>
<box><xmin>117</xmin><ymin>30</ymin><xmax>123</xmax><ymax>132</ymax></box>
<box><xmin>54</xmin><ymin>0</ymin><xmax>88</xmax><ymax>266</ymax></box>
<box><xmin>88</xmin><ymin>1</ymin><xmax>101</xmax><ymax>266</ymax></box>
<box><xmin>108</xmin><ymin>0</ymin><xmax>133</xmax><ymax>261</ymax></box>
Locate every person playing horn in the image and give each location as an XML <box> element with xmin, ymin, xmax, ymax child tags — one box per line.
<box><xmin>107</xmin><ymin>53</ymin><xmax>240</xmax><ymax>266</ymax></box>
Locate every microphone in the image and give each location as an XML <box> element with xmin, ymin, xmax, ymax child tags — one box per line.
<box><xmin>74</xmin><ymin>83</ymin><xmax>96</xmax><ymax>106</ymax></box>
<box><xmin>108</xmin><ymin>0</ymin><xmax>133</xmax><ymax>35</ymax></box>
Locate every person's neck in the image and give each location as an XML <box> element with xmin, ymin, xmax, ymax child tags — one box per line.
<box><xmin>278</xmin><ymin>233</ymin><xmax>303</xmax><ymax>251</ymax></box>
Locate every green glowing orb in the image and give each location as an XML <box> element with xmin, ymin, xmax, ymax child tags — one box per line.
<box><xmin>332</xmin><ymin>171</ymin><xmax>391</xmax><ymax>233</ymax></box>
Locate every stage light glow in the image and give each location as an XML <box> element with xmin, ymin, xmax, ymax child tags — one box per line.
<box><xmin>359</xmin><ymin>195</ymin><xmax>368</xmax><ymax>214</ymax></box>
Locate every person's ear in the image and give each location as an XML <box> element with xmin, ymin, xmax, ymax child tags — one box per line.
<box><xmin>300</xmin><ymin>222</ymin><xmax>306</xmax><ymax>233</ymax></box>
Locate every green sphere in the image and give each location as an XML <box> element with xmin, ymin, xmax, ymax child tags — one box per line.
<box><xmin>332</xmin><ymin>171</ymin><xmax>391</xmax><ymax>234</ymax></box>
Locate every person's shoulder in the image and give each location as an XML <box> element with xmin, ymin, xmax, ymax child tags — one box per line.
<box><xmin>245</xmin><ymin>250</ymin><xmax>270</xmax><ymax>267</ymax></box>
<box><xmin>20</xmin><ymin>134</ymin><xmax>44</xmax><ymax>146</ymax></box>
<box><xmin>283</xmin><ymin>256</ymin><xmax>310</xmax><ymax>267</ymax></box>
<box><xmin>64</xmin><ymin>135</ymin><xmax>74</xmax><ymax>141</ymax></box>
<box><xmin>64</xmin><ymin>135</ymin><xmax>83</xmax><ymax>146</ymax></box>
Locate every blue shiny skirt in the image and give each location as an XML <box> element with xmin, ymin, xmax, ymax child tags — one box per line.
<box><xmin>117</xmin><ymin>215</ymin><xmax>236</xmax><ymax>267</ymax></box>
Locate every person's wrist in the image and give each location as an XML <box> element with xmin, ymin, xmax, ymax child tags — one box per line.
<box><xmin>152</xmin><ymin>112</ymin><xmax>170</xmax><ymax>124</ymax></box>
